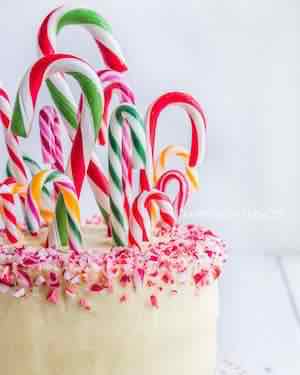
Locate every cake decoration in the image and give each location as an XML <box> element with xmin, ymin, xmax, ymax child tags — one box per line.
<box><xmin>154</xmin><ymin>144</ymin><xmax>200</xmax><ymax>190</ymax></box>
<box><xmin>39</xmin><ymin>105</ymin><xmax>64</xmax><ymax>172</ymax></box>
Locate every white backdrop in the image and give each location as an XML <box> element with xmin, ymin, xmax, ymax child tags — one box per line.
<box><xmin>0</xmin><ymin>0</ymin><xmax>299</xmax><ymax>253</ymax></box>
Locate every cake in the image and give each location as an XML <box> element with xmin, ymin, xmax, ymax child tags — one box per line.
<box><xmin>0</xmin><ymin>5</ymin><xmax>227</xmax><ymax>375</ymax></box>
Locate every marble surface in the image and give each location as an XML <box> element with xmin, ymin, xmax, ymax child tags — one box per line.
<box><xmin>218</xmin><ymin>254</ymin><xmax>300</xmax><ymax>374</ymax></box>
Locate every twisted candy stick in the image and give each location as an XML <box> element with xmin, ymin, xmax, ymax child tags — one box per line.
<box><xmin>108</xmin><ymin>104</ymin><xmax>147</xmax><ymax>246</ymax></box>
<box><xmin>39</xmin><ymin>106</ymin><xmax>64</xmax><ymax>172</ymax></box>
<box><xmin>26</xmin><ymin>170</ymin><xmax>82</xmax><ymax>251</ymax></box>
<box><xmin>11</xmin><ymin>54</ymin><xmax>103</xmax><ymax>201</ymax></box>
<box><xmin>154</xmin><ymin>145</ymin><xmax>200</xmax><ymax>191</ymax></box>
<box><xmin>145</xmin><ymin>92</ymin><xmax>207</xmax><ymax>186</ymax></box>
<box><xmin>129</xmin><ymin>189</ymin><xmax>176</xmax><ymax>248</ymax></box>
<box><xmin>156</xmin><ymin>170</ymin><xmax>190</xmax><ymax>218</ymax></box>
<box><xmin>0</xmin><ymin>177</ymin><xmax>23</xmax><ymax>244</ymax></box>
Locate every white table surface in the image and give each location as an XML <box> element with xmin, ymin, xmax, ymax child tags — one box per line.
<box><xmin>218</xmin><ymin>254</ymin><xmax>300</xmax><ymax>374</ymax></box>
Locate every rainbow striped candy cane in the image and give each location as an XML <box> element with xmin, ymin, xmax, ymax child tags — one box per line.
<box><xmin>26</xmin><ymin>170</ymin><xmax>82</xmax><ymax>251</ymax></box>
<box><xmin>145</xmin><ymin>92</ymin><xmax>207</xmax><ymax>187</ymax></box>
<box><xmin>129</xmin><ymin>189</ymin><xmax>176</xmax><ymax>249</ymax></box>
<box><xmin>11</xmin><ymin>54</ymin><xmax>103</xmax><ymax>220</ymax></box>
<box><xmin>154</xmin><ymin>145</ymin><xmax>200</xmax><ymax>191</ymax></box>
<box><xmin>37</xmin><ymin>6</ymin><xmax>126</xmax><ymax>233</ymax></box>
<box><xmin>108</xmin><ymin>104</ymin><xmax>147</xmax><ymax>246</ymax></box>
<box><xmin>39</xmin><ymin>106</ymin><xmax>64</xmax><ymax>172</ymax></box>
<box><xmin>156</xmin><ymin>170</ymin><xmax>190</xmax><ymax>218</ymax></box>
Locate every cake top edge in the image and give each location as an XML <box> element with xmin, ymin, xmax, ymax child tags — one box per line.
<box><xmin>0</xmin><ymin>224</ymin><xmax>227</xmax><ymax>308</ymax></box>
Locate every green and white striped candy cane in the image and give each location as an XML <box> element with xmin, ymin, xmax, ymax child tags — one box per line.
<box><xmin>37</xmin><ymin>5</ymin><xmax>127</xmax><ymax>233</ymax></box>
<box><xmin>108</xmin><ymin>104</ymin><xmax>147</xmax><ymax>246</ymax></box>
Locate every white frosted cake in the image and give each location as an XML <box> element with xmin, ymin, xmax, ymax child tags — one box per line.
<box><xmin>0</xmin><ymin>224</ymin><xmax>225</xmax><ymax>375</ymax></box>
<box><xmin>0</xmin><ymin>4</ymin><xmax>227</xmax><ymax>375</ymax></box>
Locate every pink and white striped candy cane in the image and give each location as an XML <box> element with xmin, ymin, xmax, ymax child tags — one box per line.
<box><xmin>129</xmin><ymin>189</ymin><xmax>176</xmax><ymax>248</ymax></box>
<box><xmin>0</xmin><ymin>178</ymin><xmax>20</xmax><ymax>244</ymax></box>
<box><xmin>145</xmin><ymin>92</ymin><xmax>207</xmax><ymax>187</ymax></box>
<box><xmin>39</xmin><ymin>106</ymin><xmax>64</xmax><ymax>172</ymax></box>
<box><xmin>156</xmin><ymin>170</ymin><xmax>190</xmax><ymax>218</ymax></box>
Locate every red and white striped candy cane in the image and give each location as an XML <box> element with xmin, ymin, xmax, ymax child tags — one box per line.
<box><xmin>11</xmin><ymin>54</ymin><xmax>104</xmax><ymax>202</ymax></box>
<box><xmin>129</xmin><ymin>189</ymin><xmax>176</xmax><ymax>248</ymax></box>
<box><xmin>0</xmin><ymin>85</ymin><xmax>29</xmax><ymax>185</ymax></box>
<box><xmin>145</xmin><ymin>92</ymin><xmax>207</xmax><ymax>186</ymax></box>
<box><xmin>156</xmin><ymin>170</ymin><xmax>190</xmax><ymax>218</ymax></box>
<box><xmin>0</xmin><ymin>178</ymin><xmax>20</xmax><ymax>244</ymax></box>
<box><xmin>39</xmin><ymin>106</ymin><xmax>64</xmax><ymax>172</ymax></box>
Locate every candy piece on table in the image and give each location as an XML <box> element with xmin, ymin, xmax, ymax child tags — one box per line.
<box><xmin>154</xmin><ymin>145</ymin><xmax>200</xmax><ymax>191</ymax></box>
<box><xmin>129</xmin><ymin>189</ymin><xmax>176</xmax><ymax>249</ymax></box>
<box><xmin>0</xmin><ymin>177</ymin><xmax>22</xmax><ymax>244</ymax></box>
<box><xmin>39</xmin><ymin>106</ymin><xmax>64</xmax><ymax>172</ymax></box>
<box><xmin>26</xmin><ymin>170</ymin><xmax>82</xmax><ymax>251</ymax></box>
<box><xmin>38</xmin><ymin>5</ymin><xmax>127</xmax><ymax>72</ymax></box>
<box><xmin>145</xmin><ymin>91</ymin><xmax>207</xmax><ymax>186</ymax></box>
<box><xmin>156</xmin><ymin>170</ymin><xmax>190</xmax><ymax>218</ymax></box>
<box><xmin>108</xmin><ymin>104</ymin><xmax>147</xmax><ymax>246</ymax></box>
<box><xmin>11</xmin><ymin>54</ymin><xmax>103</xmax><ymax>202</ymax></box>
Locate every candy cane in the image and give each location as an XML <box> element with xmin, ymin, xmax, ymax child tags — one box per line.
<box><xmin>145</xmin><ymin>92</ymin><xmax>207</xmax><ymax>186</ymax></box>
<box><xmin>38</xmin><ymin>8</ymin><xmax>125</xmax><ymax>233</ymax></box>
<box><xmin>154</xmin><ymin>145</ymin><xmax>200</xmax><ymax>191</ymax></box>
<box><xmin>0</xmin><ymin>177</ymin><xmax>22</xmax><ymax>244</ymax></box>
<box><xmin>108</xmin><ymin>104</ymin><xmax>147</xmax><ymax>245</ymax></box>
<box><xmin>26</xmin><ymin>170</ymin><xmax>82</xmax><ymax>251</ymax></box>
<box><xmin>156</xmin><ymin>170</ymin><xmax>190</xmax><ymax>218</ymax></box>
<box><xmin>97</xmin><ymin>70</ymin><xmax>136</xmax><ymax>221</ymax></box>
<box><xmin>0</xmin><ymin>85</ymin><xmax>29</xmax><ymax>185</ymax></box>
<box><xmin>11</xmin><ymin>54</ymin><xmax>103</xmax><ymax>202</ymax></box>
<box><xmin>39</xmin><ymin>106</ymin><xmax>64</xmax><ymax>172</ymax></box>
<box><xmin>129</xmin><ymin>189</ymin><xmax>176</xmax><ymax>248</ymax></box>
<box><xmin>38</xmin><ymin>5</ymin><xmax>127</xmax><ymax>72</ymax></box>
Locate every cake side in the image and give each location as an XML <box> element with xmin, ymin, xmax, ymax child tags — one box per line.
<box><xmin>0</xmin><ymin>282</ymin><xmax>218</xmax><ymax>375</ymax></box>
<box><xmin>0</xmin><ymin>224</ymin><xmax>226</xmax><ymax>375</ymax></box>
